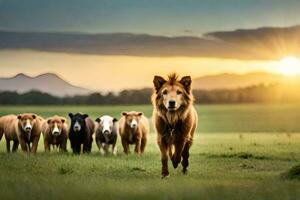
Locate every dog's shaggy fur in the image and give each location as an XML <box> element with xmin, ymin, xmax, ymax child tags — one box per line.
<box><xmin>152</xmin><ymin>73</ymin><xmax>198</xmax><ymax>178</ymax></box>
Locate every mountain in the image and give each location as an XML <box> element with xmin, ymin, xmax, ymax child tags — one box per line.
<box><xmin>0</xmin><ymin>73</ymin><xmax>92</xmax><ymax>97</ymax></box>
<box><xmin>0</xmin><ymin>72</ymin><xmax>298</xmax><ymax>96</ymax></box>
<box><xmin>192</xmin><ymin>72</ymin><xmax>288</xmax><ymax>90</ymax></box>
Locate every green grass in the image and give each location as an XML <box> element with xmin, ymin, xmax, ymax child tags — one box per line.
<box><xmin>1</xmin><ymin>104</ymin><xmax>300</xmax><ymax>132</ymax></box>
<box><xmin>0</xmin><ymin>104</ymin><xmax>300</xmax><ymax>200</ymax></box>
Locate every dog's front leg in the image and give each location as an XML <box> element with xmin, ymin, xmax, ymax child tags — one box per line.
<box><xmin>158</xmin><ymin>140</ymin><xmax>169</xmax><ymax>178</ymax></box>
<box><xmin>172</xmin><ymin>135</ymin><xmax>186</xmax><ymax>169</ymax></box>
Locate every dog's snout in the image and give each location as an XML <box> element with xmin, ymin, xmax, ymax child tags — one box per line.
<box><xmin>103</xmin><ymin>130</ymin><xmax>110</xmax><ymax>135</ymax></box>
<box><xmin>25</xmin><ymin>127</ymin><xmax>32</xmax><ymax>131</ymax></box>
<box><xmin>168</xmin><ymin>100</ymin><xmax>176</xmax><ymax>107</ymax></box>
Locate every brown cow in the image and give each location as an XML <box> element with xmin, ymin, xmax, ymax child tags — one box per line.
<box><xmin>42</xmin><ymin>115</ymin><xmax>68</xmax><ymax>152</ymax></box>
<box><xmin>17</xmin><ymin>113</ymin><xmax>44</xmax><ymax>154</ymax></box>
<box><xmin>119</xmin><ymin>111</ymin><xmax>149</xmax><ymax>155</ymax></box>
<box><xmin>0</xmin><ymin>113</ymin><xmax>44</xmax><ymax>153</ymax></box>
<box><xmin>0</xmin><ymin>115</ymin><xmax>19</xmax><ymax>152</ymax></box>
<box><xmin>152</xmin><ymin>73</ymin><xmax>198</xmax><ymax>178</ymax></box>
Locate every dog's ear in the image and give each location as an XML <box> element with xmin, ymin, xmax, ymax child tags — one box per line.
<box><xmin>47</xmin><ymin>118</ymin><xmax>52</xmax><ymax>124</ymax></box>
<box><xmin>68</xmin><ymin>113</ymin><xmax>73</xmax><ymax>119</ymax></box>
<box><xmin>153</xmin><ymin>76</ymin><xmax>166</xmax><ymax>93</ymax></box>
<box><xmin>61</xmin><ymin>118</ymin><xmax>66</xmax><ymax>123</ymax></box>
<box><xmin>32</xmin><ymin>114</ymin><xmax>37</xmax><ymax>119</ymax></box>
<box><xmin>95</xmin><ymin>118</ymin><xmax>101</xmax><ymax>123</ymax></box>
<box><xmin>17</xmin><ymin>115</ymin><xmax>22</xmax><ymax>120</ymax></box>
<box><xmin>180</xmin><ymin>76</ymin><xmax>192</xmax><ymax>93</ymax></box>
<box><xmin>122</xmin><ymin>112</ymin><xmax>128</xmax><ymax>116</ymax></box>
<box><xmin>113</xmin><ymin>118</ymin><xmax>118</xmax><ymax>123</ymax></box>
<box><xmin>83</xmin><ymin>114</ymin><xmax>89</xmax><ymax>119</ymax></box>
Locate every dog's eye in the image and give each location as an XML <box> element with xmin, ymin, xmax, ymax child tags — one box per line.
<box><xmin>162</xmin><ymin>90</ymin><xmax>168</xmax><ymax>95</ymax></box>
<box><xmin>176</xmin><ymin>90</ymin><xmax>182</xmax><ymax>95</ymax></box>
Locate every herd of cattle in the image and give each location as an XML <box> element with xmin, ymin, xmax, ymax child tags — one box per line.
<box><xmin>0</xmin><ymin>111</ymin><xmax>149</xmax><ymax>155</ymax></box>
<box><xmin>0</xmin><ymin>74</ymin><xmax>197</xmax><ymax>178</ymax></box>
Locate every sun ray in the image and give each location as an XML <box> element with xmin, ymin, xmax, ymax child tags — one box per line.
<box><xmin>277</xmin><ymin>56</ymin><xmax>300</xmax><ymax>76</ymax></box>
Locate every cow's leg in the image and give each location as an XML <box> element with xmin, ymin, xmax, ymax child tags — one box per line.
<box><xmin>140</xmin><ymin>137</ymin><xmax>147</xmax><ymax>154</ymax></box>
<box><xmin>103</xmin><ymin>144</ymin><xmax>109</xmax><ymax>155</ymax></box>
<box><xmin>71</xmin><ymin>141</ymin><xmax>80</xmax><ymax>154</ymax></box>
<box><xmin>44</xmin><ymin>140</ymin><xmax>50</xmax><ymax>152</ymax></box>
<box><xmin>18</xmin><ymin>136</ymin><xmax>29</xmax><ymax>153</ymax></box>
<box><xmin>12</xmin><ymin>140</ymin><xmax>19</xmax><ymax>152</ymax></box>
<box><xmin>27</xmin><ymin>142</ymin><xmax>32</xmax><ymax>152</ymax></box>
<box><xmin>6</xmin><ymin>140</ymin><xmax>11</xmax><ymax>153</ymax></box>
<box><xmin>88</xmin><ymin>137</ymin><xmax>93</xmax><ymax>152</ymax></box>
<box><xmin>83</xmin><ymin>137</ymin><xmax>92</xmax><ymax>153</ymax></box>
<box><xmin>20</xmin><ymin>142</ymin><xmax>28</xmax><ymax>152</ymax></box>
<box><xmin>98</xmin><ymin>142</ymin><xmax>105</xmax><ymax>155</ymax></box>
<box><xmin>30</xmin><ymin>135</ymin><xmax>40</xmax><ymax>154</ymax></box>
<box><xmin>96</xmin><ymin>138</ymin><xmax>101</xmax><ymax>150</ymax></box>
<box><xmin>83</xmin><ymin>140</ymin><xmax>90</xmax><ymax>153</ymax></box>
<box><xmin>77</xmin><ymin>144</ymin><xmax>82</xmax><ymax>154</ymax></box>
<box><xmin>0</xmin><ymin>128</ymin><xmax>3</xmax><ymax>142</ymax></box>
<box><xmin>134</xmin><ymin>137</ymin><xmax>142</xmax><ymax>155</ymax></box>
<box><xmin>59</xmin><ymin>139</ymin><xmax>67</xmax><ymax>153</ymax></box>
<box><xmin>112</xmin><ymin>143</ymin><xmax>117</xmax><ymax>156</ymax></box>
<box><xmin>121</xmin><ymin>138</ymin><xmax>129</xmax><ymax>154</ymax></box>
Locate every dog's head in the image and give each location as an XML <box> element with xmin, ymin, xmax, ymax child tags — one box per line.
<box><xmin>152</xmin><ymin>73</ymin><xmax>192</xmax><ymax>112</ymax></box>
<box><xmin>122</xmin><ymin>111</ymin><xmax>143</xmax><ymax>129</ymax></box>
<box><xmin>47</xmin><ymin>116</ymin><xmax>66</xmax><ymax>136</ymax></box>
<box><xmin>68</xmin><ymin>113</ymin><xmax>88</xmax><ymax>133</ymax></box>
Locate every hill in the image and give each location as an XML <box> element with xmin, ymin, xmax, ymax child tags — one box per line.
<box><xmin>0</xmin><ymin>73</ymin><xmax>91</xmax><ymax>97</ymax></box>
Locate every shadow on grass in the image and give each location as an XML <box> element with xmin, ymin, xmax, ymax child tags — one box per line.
<box><xmin>281</xmin><ymin>164</ymin><xmax>300</xmax><ymax>180</ymax></box>
<box><xmin>130</xmin><ymin>167</ymin><xmax>147</xmax><ymax>172</ymax></box>
<box><xmin>58</xmin><ymin>164</ymin><xmax>73</xmax><ymax>175</ymax></box>
<box><xmin>201</xmin><ymin>152</ymin><xmax>270</xmax><ymax>160</ymax></box>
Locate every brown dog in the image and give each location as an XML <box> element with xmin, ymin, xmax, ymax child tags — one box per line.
<box><xmin>42</xmin><ymin>115</ymin><xmax>68</xmax><ymax>152</ymax></box>
<box><xmin>119</xmin><ymin>111</ymin><xmax>149</xmax><ymax>155</ymax></box>
<box><xmin>152</xmin><ymin>73</ymin><xmax>198</xmax><ymax>178</ymax></box>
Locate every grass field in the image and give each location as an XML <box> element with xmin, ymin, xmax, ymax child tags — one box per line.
<box><xmin>0</xmin><ymin>104</ymin><xmax>300</xmax><ymax>200</ymax></box>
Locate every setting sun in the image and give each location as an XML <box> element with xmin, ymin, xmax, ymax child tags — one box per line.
<box><xmin>277</xmin><ymin>56</ymin><xmax>300</xmax><ymax>76</ymax></box>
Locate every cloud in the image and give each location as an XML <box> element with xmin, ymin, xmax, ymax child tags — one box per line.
<box><xmin>205</xmin><ymin>25</ymin><xmax>300</xmax><ymax>60</ymax></box>
<box><xmin>1</xmin><ymin>25</ymin><xmax>300</xmax><ymax>60</ymax></box>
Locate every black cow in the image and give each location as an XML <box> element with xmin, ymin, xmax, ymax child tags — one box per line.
<box><xmin>68</xmin><ymin>113</ymin><xmax>94</xmax><ymax>154</ymax></box>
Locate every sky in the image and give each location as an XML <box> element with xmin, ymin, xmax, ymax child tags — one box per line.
<box><xmin>1</xmin><ymin>0</ymin><xmax>300</xmax><ymax>35</ymax></box>
<box><xmin>0</xmin><ymin>0</ymin><xmax>300</xmax><ymax>91</ymax></box>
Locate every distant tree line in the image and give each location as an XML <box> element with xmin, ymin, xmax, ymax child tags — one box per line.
<box><xmin>0</xmin><ymin>84</ymin><xmax>299</xmax><ymax>105</ymax></box>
